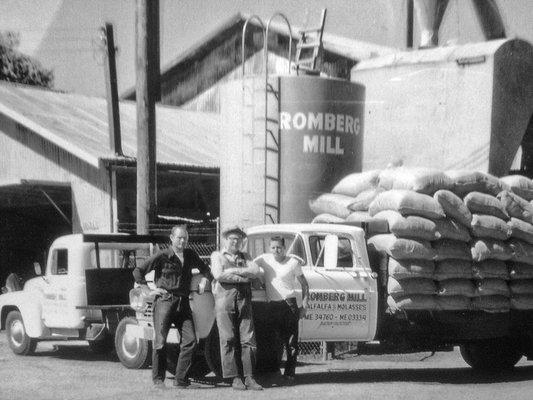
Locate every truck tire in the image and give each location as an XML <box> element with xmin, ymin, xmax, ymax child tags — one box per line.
<box><xmin>460</xmin><ymin>338</ymin><xmax>522</xmax><ymax>372</ymax></box>
<box><xmin>6</xmin><ymin>311</ymin><xmax>37</xmax><ymax>355</ymax></box>
<box><xmin>115</xmin><ymin>317</ymin><xmax>151</xmax><ymax>369</ymax></box>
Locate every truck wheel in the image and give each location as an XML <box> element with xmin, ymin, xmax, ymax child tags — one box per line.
<box><xmin>88</xmin><ymin>333</ymin><xmax>114</xmax><ymax>354</ymax></box>
<box><xmin>6</xmin><ymin>311</ymin><xmax>37</xmax><ymax>355</ymax></box>
<box><xmin>115</xmin><ymin>317</ymin><xmax>151</xmax><ymax>369</ymax></box>
<box><xmin>460</xmin><ymin>337</ymin><xmax>522</xmax><ymax>372</ymax></box>
<box><xmin>204</xmin><ymin>325</ymin><xmax>223</xmax><ymax>378</ymax></box>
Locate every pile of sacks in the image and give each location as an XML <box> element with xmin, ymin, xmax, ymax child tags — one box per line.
<box><xmin>309</xmin><ymin>167</ymin><xmax>533</xmax><ymax>313</ymax></box>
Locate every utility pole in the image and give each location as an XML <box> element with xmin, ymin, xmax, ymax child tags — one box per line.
<box><xmin>101</xmin><ymin>22</ymin><xmax>122</xmax><ymax>155</ymax></box>
<box><xmin>406</xmin><ymin>0</ymin><xmax>414</xmax><ymax>48</ymax></box>
<box><xmin>135</xmin><ymin>0</ymin><xmax>160</xmax><ymax>234</ymax></box>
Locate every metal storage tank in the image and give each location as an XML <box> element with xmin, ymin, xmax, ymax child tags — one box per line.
<box><xmin>220</xmin><ymin>74</ymin><xmax>364</xmax><ymax>228</ymax></box>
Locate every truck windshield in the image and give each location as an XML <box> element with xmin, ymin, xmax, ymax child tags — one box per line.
<box><xmin>309</xmin><ymin>235</ymin><xmax>353</xmax><ymax>268</ymax></box>
<box><xmin>247</xmin><ymin>233</ymin><xmax>307</xmax><ymax>264</ymax></box>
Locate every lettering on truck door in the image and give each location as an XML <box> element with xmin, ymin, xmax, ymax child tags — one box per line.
<box><xmin>300</xmin><ymin>234</ymin><xmax>375</xmax><ymax>341</ymax></box>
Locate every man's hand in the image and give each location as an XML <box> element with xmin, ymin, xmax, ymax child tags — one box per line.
<box><xmin>150</xmin><ymin>287</ymin><xmax>168</xmax><ymax>296</ymax></box>
<box><xmin>197</xmin><ymin>277</ymin><xmax>210</xmax><ymax>294</ymax></box>
<box><xmin>298</xmin><ymin>306</ymin><xmax>307</xmax><ymax>319</ymax></box>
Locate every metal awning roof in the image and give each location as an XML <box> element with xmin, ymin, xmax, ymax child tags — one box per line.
<box><xmin>0</xmin><ymin>82</ymin><xmax>221</xmax><ymax>170</ymax></box>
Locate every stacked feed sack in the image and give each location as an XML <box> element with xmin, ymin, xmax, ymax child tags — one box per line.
<box><xmin>457</xmin><ymin>187</ymin><xmax>511</xmax><ymax>313</ymax></box>
<box><xmin>498</xmin><ymin>187</ymin><xmax>533</xmax><ymax>310</ymax></box>
<box><xmin>367</xmin><ymin>168</ymin><xmax>452</xmax><ymax>311</ymax></box>
<box><xmin>432</xmin><ymin>190</ymin><xmax>474</xmax><ymax>311</ymax></box>
<box><xmin>308</xmin><ymin>168</ymin><xmax>533</xmax><ymax>314</ymax></box>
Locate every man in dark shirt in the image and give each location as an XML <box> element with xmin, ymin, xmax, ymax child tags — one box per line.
<box><xmin>133</xmin><ymin>225</ymin><xmax>212</xmax><ymax>389</ymax></box>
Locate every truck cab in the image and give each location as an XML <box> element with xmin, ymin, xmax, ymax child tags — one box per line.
<box><xmin>246</xmin><ymin>223</ymin><xmax>378</xmax><ymax>342</ymax></box>
<box><xmin>0</xmin><ymin>233</ymin><xmax>165</xmax><ymax>355</ymax></box>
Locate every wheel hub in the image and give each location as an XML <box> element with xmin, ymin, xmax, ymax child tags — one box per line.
<box><xmin>10</xmin><ymin>319</ymin><xmax>25</xmax><ymax>347</ymax></box>
<box><xmin>121</xmin><ymin>329</ymin><xmax>140</xmax><ymax>359</ymax></box>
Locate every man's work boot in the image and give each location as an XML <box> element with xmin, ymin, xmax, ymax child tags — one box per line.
<box><xmin>232</xmin><ymin>376</ymin><xmax>246</xmax><ymax>390</ymax></box>
<box><xmin>244</xmin><ymin>376</ymin><xmax>263</xmax><ymax>391</ymax></box>
<box><xmin>152</xmin><ymin>380</ymin><xmax>166</xmax><ymax>390</ymax></box>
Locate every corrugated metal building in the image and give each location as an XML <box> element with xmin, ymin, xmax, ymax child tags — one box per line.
<box><xmin>121</xmin><ymin>13</ymin><xmax>396</xmax><ymax>111</ymax></box>
<box><xmin>0</xmin><ymin>82</ymin><xmax>220</xmax><ymax>283</ymax></box>
<box><xmin>0</xmin><ymin>13</ymin><xmax>394</xmax><ymax>284</ymax></box>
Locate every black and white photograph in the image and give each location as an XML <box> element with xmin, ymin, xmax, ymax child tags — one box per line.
<box><xmin>0</xmin><ymin>1</ymin><xmax>532</xmax><ymax>399</ymax></box>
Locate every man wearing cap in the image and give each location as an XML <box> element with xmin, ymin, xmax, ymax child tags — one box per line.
<box><xmin>210</xmin><ymin>226</ymin><xmax>263</xmax><ymax>391</ymax></box>
<box><xmin>133</xmin><ymin>225</ymin><xmax>212</xmax><ymax>390</ymax></box>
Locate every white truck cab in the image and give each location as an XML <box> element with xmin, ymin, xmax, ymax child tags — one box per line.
<box><xmin>246</xmin><ymin>224</ymin><xmax>378</xmax><ymax>342</ymax></box>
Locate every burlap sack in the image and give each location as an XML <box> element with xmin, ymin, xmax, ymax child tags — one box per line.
<box><xmin>387</xmin><ymin>295</ymin><xmax>437</xmax><ymax>311</ymax></box>
<box><xmin>434</xmin><ymin>218</ymin><xmax>471</xmax><ymax>242</ymax></box>
<box><xmin>437</xmin><ymin>279</ymin><xmax>476</xmax><ymax>297</ymax></box>
<box><xmin>471</xmin><ymin>239</ymin><xmax>512</xmax><ymax>262</ymax></box>
<box><xmin>433</xmin><ymin>239</ymin><xmax>472</xmax><ymax>261</ymax></box>
<box><xmin>368</xmin><ymin>234</ymin><xmax>435</xmax><ymax>260</ymax></box>
<box><xmin>472</xmin><ymin>260</ymin><xmax>509</xmax><ymax>280</ymax></box>
<box><xmin>377</xmin><ymin>167</ymin><xmax>452</xmax><ymax>195</ymax></box>
<box><xmin>368</xmin><ymin>190</ymin><xmax>445</xmax><ymax>220</ymax></box>
<box><xmin>463</xmin><ymin>192</ymin><xmax>509</xmax><ymax>220</ymax></box>
<box><xmin>470</xmin><ymin>214</ymin><xmax>511</xmax><ymax>241</ymax></box>
<box><xmin>309</xmin><ymin>193</ymin><xmax>356</xmax><ymax>219</ymax></box>
<box><xmin>373</xmin><ymin>210</ymin><xmax>438</xmax><ymax>241</ymax></box>
<box><xmin>510</xmin><ymin>295</ymin><xmax>533</xmax><ymax>310</ymax></box>
<box><xmin>471</xmin><ymin>296</ymin><xmax>510</xmax><ymax>313</ymax></box>
<box><xmin>507</xmin><ymin>217</ymin><xmax>533</xmax><ymax>244</ymax></box>
<box><xmin>508</xmin><ymin>279</ymin><xmax>533</xmax><ymax>295</ymax></box>
<box><xmin>345</xmin><ymin>212</ymin><xmax>390</xmax><ymax>235</ymax></box>
<box><xmin>311</xmin><ymin>213</ymin><xmax>345</xmax><ymax>224</ymax></box>
<box><xmin>500</xmin><ymin>175</ymin><xmax>533</xmax><ymax>201</ymax></box>
<box><xmin>445</xmin><ymin>170</ymin><xmax>509</xmax><ymax>197</ymax></box>
<box><xmin>476</xmin><ymin>279</ymin><xmax>510</xmax><ymax>297</ymax></box>
<box><xmin>508</xmin><ymin>239</ymin><xmax>533</xmax><ymax>265</ymax></box>
<box><xmin>435</xmin><ymin>296</ymin><xmax>472</xmax><ymax>311</ymax></box>
<box><xmin>388</xmin><ymin>277</ymin><xmax>437</xmax><ymax>299</ymax></box>
<box><xmin>388</xmin><ymin>259</ymin><xmax>435</xmax><ymax>280</ymax></box>
<box><xmin>497</xmin><ymin>190</ymin><xmax>533</xmax><ymax>224</ymax></box>
<box><xmin>508</xmin><ymin>262</ymin><xmax>533</xmax><ymax>280</ymax></box>
<box><xmin>434</xmin><ymin>260</ymin><xmax>472</xmax><ymax>280</ymax></box>
<box><xmin>348</xmin><ymin>187</ymin><xmax>386</xmax><ymax>211</ymax></box>
<box><xmin>331</xmin><ymin>170</ymin><xmax>381</xmax><ymax>197</ymax></box>
<box><xmin>433</xmin><ymin>190</ymin><xmax>472</xmax><ymax>227</ymax></box>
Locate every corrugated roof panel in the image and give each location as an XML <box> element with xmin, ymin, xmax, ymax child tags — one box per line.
<box><xmin>0</xmin><ymin>82</ymin><xmax>220</xmax><ymax>169</ymax></box>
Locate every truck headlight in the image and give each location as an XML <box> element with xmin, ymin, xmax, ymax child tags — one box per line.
<box><xmin>129</xmin><ymin>287</ymin><xmax>148</xmax><ymax>312</ymax></box>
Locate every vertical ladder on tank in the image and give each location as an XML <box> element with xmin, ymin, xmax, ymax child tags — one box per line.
<box><xmin>263</xmin><ymin>13</ymin><xmax>293</xmax><ymax>224</ymax></box>
<box><xmin>295</xmin><ymin>8</ymin><xmax>327</xmax><ymax>75</ymax></box>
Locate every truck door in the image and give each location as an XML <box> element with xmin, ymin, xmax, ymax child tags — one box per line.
<box><xmin>299</xmin><ymin>233</ymin><xmax>377</xmax><ymax>342</ymax></box>
<box><xmin>41</xmin><ymin>247</ymin><xmax>81</xmax><ymax>329</ymax></box>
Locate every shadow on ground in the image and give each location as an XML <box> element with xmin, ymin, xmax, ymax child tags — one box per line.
<box><xmin>293</xmin><ymin>366</ymin><xmax>533</xmax><ymax>385</ymax></box>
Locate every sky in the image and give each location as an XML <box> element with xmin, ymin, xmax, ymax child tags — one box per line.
<box><xmin>0</xmin><ymin>0</ymin><xmax>531</xmax><ymax>97</ymax></box>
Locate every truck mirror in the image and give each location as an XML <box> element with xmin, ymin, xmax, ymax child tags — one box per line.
<box><xmin>33</xmin><ymin>262</ymin><xmax>42</xmax><ymax>276</ymax></box>
<box><xmin>323</xmin><ymin>234</ymin><xmax>339</xmax><ymax>269</ymax></box>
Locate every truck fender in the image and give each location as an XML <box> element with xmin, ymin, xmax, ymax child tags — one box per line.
<box><xmin>0</xmin><ymin>291</ymin><xmax>49</xmax><ymax>338</ymax></box>
<box><xmin>190</xmin><ymin>274</ymin><xmax>216</xmax><ymax>340</ymax></box>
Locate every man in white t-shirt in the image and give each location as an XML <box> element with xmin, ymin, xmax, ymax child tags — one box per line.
<box><xmin>254</xmin><ymin>236</ymin><xmax>310</xmax><ymax>385</ymax></box>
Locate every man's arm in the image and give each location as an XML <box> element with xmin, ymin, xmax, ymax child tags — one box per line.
<box><xmin>189</xmin><ymin>249</ymin><xmax>214</xmax><ymax>281</ymax></box>
<box><xmin>210</xmin><ymin>252</ymin><xmax>249</xmax><ymax>283</ymax></box>
<box><xmin>132</xmin><ymin>252</ymin><xmax>158</xmax><ymax>285</ymax></box>
<box><xmin>297</xmin><ymin>274</ymin><xmax>310</xmax><ymax>308</ymax></box>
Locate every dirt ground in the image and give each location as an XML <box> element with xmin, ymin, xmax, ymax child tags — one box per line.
<box><xmin>1</xmin><ymin>332</ymin><xmax>533</xmax><ymax>400</ymax></box>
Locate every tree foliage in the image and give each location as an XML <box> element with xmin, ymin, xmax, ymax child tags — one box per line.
<box><xmin>0</xmin><ymin>31</ymin><xmax>53</xmax><ymax>88</ymax></box>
